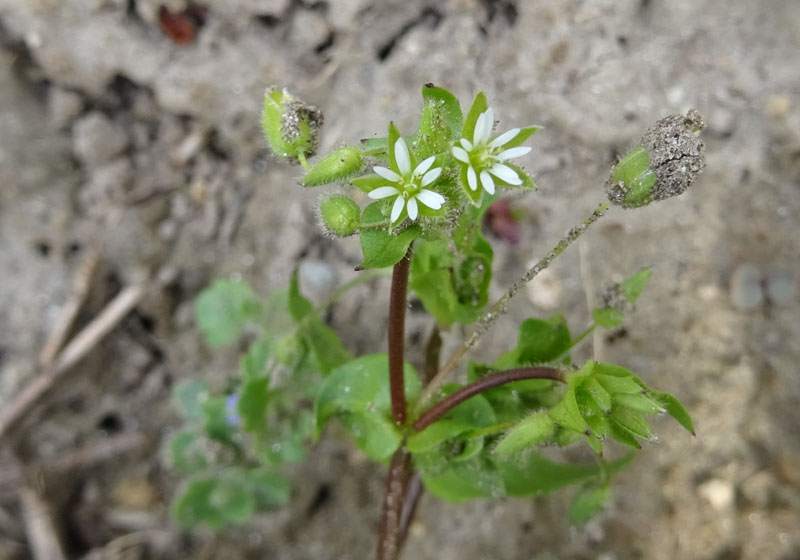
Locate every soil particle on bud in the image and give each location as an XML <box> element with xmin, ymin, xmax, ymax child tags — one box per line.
<box><xmin>640</xmin><ymin>109</ymin><xmax>706</xmax><ymax>203</ymax></box>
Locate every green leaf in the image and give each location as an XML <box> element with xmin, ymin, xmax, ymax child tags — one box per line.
<box><xmin>496</xmin><ymin>453</ymin><xmax>600</xmax><ymax>497</ymax></box>
<box><xmin>407</xmin><ymin>420</ymin><xmax>472</xmax><ymax>454</ymax></box>
<box><xmin>549</xmin><ymin>388</ymin><xmax>588</xmax><ymax>434</ymax></box>
<box><xmin>167</xmin><ymin>429</ymin><xmax>208</xmax><ymax>475</ymax></box>
<box><xmin>246</xmin><ymin>469</ymin><xmax>292</xmax><ymax>509</ymax></box>
<box><xmin>595</xmin><ymin>374</ymin><xmax>644</xmax><ymax>396</ymax></box>
<box><xmin>340</xmin><ymin>411</ymin><xmax>403</xmax><ymax>461</ymax></box>
<box><xmin>287</xmin><ymin>271</ymin><xmax>351</xmax><ymax>375</ymax></box>
<box><xmin>241</xmin><ymin>338</ymin><xmax>270</xmax><ymax>379</ymax></box>
<box><xmin>494</xmin><ymin>315</ymin><xmax>572</xmax><ymax>368</ymax></box>
<box><xmin>174</xmin><ymin>476</ymin><xmax>255</xmax><ymax>529</ymax></box>
<box><xmin>314</xmin><ymin>354</ymin><xmax>420</xmax><ymax>461</ymax></box>
<box><xmin>202</xmin><ymin>396</ymin><xmax>236</xmax><ymax>444</ymax></box>
<box><xmin>195</xmin><ymin>280</ymin><xmax>262</xmax><ymax>347</ymax></box>
<box><xmin>621</xmin><ymin>267</ymin><xmax>652</xmax><ymax>303</ymax></box>
<box><xmin>569</xmin><ymin>484</ymin><xmax>611</xmax><ymax>525</ymax></box>
<box><xmin>173</xmin><ymin>379</ymin><xmax>208</xmax><ymax>421</ymax></box>
<box><xmin>238</xmin><ymin>377</ymin><xmax>270</xmax><ymax>434</ymax></box>
<box><xmin>358</xmin><ymin>203</ymin><xmax>420</xmax><ymax>269</ymax></box>
<box><xmin>593</xmin><ymin>307</ymin><xmax>625</xmax><ymax>328</ymax></box>
<box><xmin>420</xmin><ymin>455</ymin><xmax>503</xmax><ymax>503</ymax></box>
<box><xmin>653</xmin><ymin>391</ymin><xmax>695</xmax><ymax>434</ymax></box>
<box><xmin>493</xmin><ymin>412</ymin><xmax>555</xmax><ymax>455</ymax></box>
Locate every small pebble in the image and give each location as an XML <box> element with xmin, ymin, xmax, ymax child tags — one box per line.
<box><xmin>298</xmin><ymin>259</ymin><xmax>338</xmax><ymax>306</ymax></box>
<box><xmin>526</xmin><ymin>267</ymin><xmax>562</xmax><ymax>310</ymax></box>
<box><xmin>764</xmin><ymin>267</ymin><xmax>795</xmax><ymax>305</ymax></box>
<box><xmin>698</xmin><ymin>478</ymin><xmax>734</xmax><ymax>511</ymax></box>
<box><xmin>72</xmin><ymin>111</ymin><xmax>129</xmax><ymax>165</ymax></box>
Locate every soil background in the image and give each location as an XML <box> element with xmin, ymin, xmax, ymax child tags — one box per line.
<box><xmin>1</xmin><ymin>1</ymin><xmax>799</xmax><ymax>559</ymax></box>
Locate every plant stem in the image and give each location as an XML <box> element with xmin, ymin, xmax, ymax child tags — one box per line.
<box><xmin>413</xmin><ymin>367</ymin><xmax>565</xmax><ymax>432</ymax></box>
<box><xmin>376</xmin><ymin>447</ymin><xmax>413</xmax><ymax>560</ymax></box>
<box><xmin>418</xmin><ymin>202</ymin><xmax>609</xmax><ymax>408</ymax></box>
<box><xmin>389</xmin><ymin>247</ymin><xmax>412</xmax><ymax>426</ymax></box>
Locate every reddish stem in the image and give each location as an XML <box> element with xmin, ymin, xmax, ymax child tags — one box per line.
<box><xmin>388</xmin><ymin>248</ymin><xmax>412</xmax><ymax>426</ymax></box>
<box><xmin>412</xmin><ymin>367</ymin><xmax>565</xmax><ymax>432</ymax></box>
<box><xmin>376</xmin><ymin>447</ymin><xmax>413</xmax><ymax>560</ymax></box>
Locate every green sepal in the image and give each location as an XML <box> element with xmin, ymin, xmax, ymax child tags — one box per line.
<box><xmin>493</xmin><ymin>412</ymin><xmax>555</xmax><ymax>455</ymax></box>
<box><xmin>302</xmin><ymin>146</ymin><xmax>362</xmax><ymax>186</ymax></box>
<box><xmin>500</xmin><ymin>162</ymin><xmax>536</xmax><ymax>190</ymax></box>
<box><xmin>612</xmin><ymin>392</ymin><xmax>665</xmax><ymax>415</ymax></box>
<box><xmin>653</xmin><ymin>391</ymin><xmax>695</xmax><ymax>434</ymax></box>
<box><xmin>497</xmin><ymin>126</ymin><xmax>540</xmax><ymax>149</ymax></box>
<box><xmin>548</xmin><ymin>387</ymin><xmax>588</xmax><ymax>434</ymax></box>
<box><xmin>610</xmin><ymin>405</ymin><xmax>651</xmax><ymax>439</ymax></box>
<box><xmin>609</xmin><ymin>145</ymin><xmax>658</xmax><ymax>208</ymax></box>
<box><xmin>351</xmin><ymin>173</ymin><xmax>389</xmax><ymax>194</ymax></box>
<box><xmin>462</xmin><ymin>92</ymin><xmax>488</xmax><ymax>143</ymax></box>
<box><xmin>261</xmin><ymin>87</ymin><xmax>322</xmax><ymax>161</ymax></box>
<box><xmin>460</xmin><ymin>164</ymin><xmax>483</xmax><ymax>206</ymax></box>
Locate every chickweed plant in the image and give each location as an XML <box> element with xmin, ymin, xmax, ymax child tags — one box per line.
<box><xmin>168</xmin><ymin>84</ymin><xmax>705</xmax><ymax>559</ymax></box>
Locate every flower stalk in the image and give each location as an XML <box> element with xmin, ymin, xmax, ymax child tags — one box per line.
<box><xmin>388</xmin><ymin>247</ymin><xmax>412</xmax><ymax>426</ymax></box>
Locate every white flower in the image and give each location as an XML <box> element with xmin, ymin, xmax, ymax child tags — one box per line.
<box><xmin>367</xmin><ymin>137</ymin><xmax>446</xmax><ymax>224</ymax></box>
<box><xmin>451</xmin><ymin>107</ymin><xmax>532</xmax><ymax>195</ymax></box>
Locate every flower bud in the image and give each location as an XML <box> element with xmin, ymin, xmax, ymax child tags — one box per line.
<box><xmin>319</xmin><ymin>195</ymin><xmax>361</xmax><ymax>237</ymax></box>
<box><xmin>302</xmin><ymin>146</ymin><xmax>363</xmax><ymax>186</ymax></box>
<box><xmin>606</xmin><ymin>109</ymin><xmax>706</xmax><ymax>208</ymax></box>
<box><xmin>262</xmin><ymin>87</ymin><xmax>323</xmax><ymax>162</ymax></box>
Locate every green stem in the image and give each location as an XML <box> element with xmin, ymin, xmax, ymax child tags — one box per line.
<box><xmin>417</xmin><ymin>201</ymin><xmax>610</xmax><ymax>410</ymax></box>
<box><xmin>297</xmin><ymin>151</ymin><xmax>311</xmax><ymax>170</ymax></box>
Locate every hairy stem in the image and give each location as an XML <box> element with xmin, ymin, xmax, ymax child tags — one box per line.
<box><xmin>389</xmin><ymin>247</ymin><xmax>412</xmax><ymax>426</ymax></box>
<box><xmin>413</xmin><ymin>367</ymin><xmax>565</xmax><ymax>432</ymax></box>
<box><xmin>376</xmin><ymin>447</ymin><xmax>413</xmax><ymax>560</ymax></box>
<box><xmin>418</xmin><ymin>202</ymin><xmax>609</xmax><ymax>408</ymax></box>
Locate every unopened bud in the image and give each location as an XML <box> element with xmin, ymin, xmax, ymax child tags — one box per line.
<box><xmin>262</xmin><ymin>87</ymin><xmax>323</xmax><ymax>162</ymax></box>
<box><xmin>302</xmin><ymin>146</ymin><xmax>363</xmax><ymax>186</ymax></box>
<box><xmin>319</xmin><ymin>195</ymin><xmax>361</xmax><ymax>237</ymax></box>
<box><xmin>606</xmin><ymin>109</ymin><xmax>706</xmax><ymax>208</ymax></box>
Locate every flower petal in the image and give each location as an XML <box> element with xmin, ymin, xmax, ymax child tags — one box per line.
<box><xmin>480</xmin><ymin>107</ymin><xmax>494</xmax><ymax>143</ymax></box>
<box><xmin>473</xmin><ymin>112</ymin><xmax>487</xmax><ymax>144</ymax></box>
<box><xmin>496</xmin><ymin>146</ymin><xmax>531</xmax><ymax>161</ymax></box>
<box><xmin>417</xmin><ymin>189</ymin><xmax>445</xmax><ymax>210</ymax></box>
<box><xmin>460</xmin><ymin>138</ymin><xmax>473</xmax><ymax>150</ymax></box>
<box><xmin>414</xmin><ymin>156</ymin><xmax>435</xmax><ymax>176</ymax></box>
<box><xmin>451</xmin><ymin>146</ymin><xmax>470</xmax><ymax>163</ymax></box>
<box><xmin>489</xmin><ymin>128</ymin><xmax>520</xmax><ymax>148</ymax></box>
<box><xmin>467</xmin><ymin>165</ymin><xmax>478</xmax><ymax>191</ymax></box>
<box><xmin>421</xmin><ymin>167</ymin><xmax>442</xmax><ymax>186</ymax></box>
<box><xmin>406</xmin><ymin>197</ymin><xmax>418</xmax><ymax>220</ymax></box>
<box><xmin>368</xmin><ymin>186</ymin><xmax>400</xmax><ymax>199</ymax></box>
<box><xmin>390</xmin><ymin>195</ymin><xmax>405</xmax><ymax>223</ymax></box>
<box><xmin>490</xmin><ymin>163</ymin><xmax>522</xmax><ymax>185</ymax></box>
<box><xmin>373</xmin><ymin>166</ymin><xmax>402</xmax><ymax>182</ymax></box>
<box><xmin>480</xmin><ymin>170</ymin><xmax>495</xmax><ymax>195</ymax></box>
<box><xmin>394</xmin><ymin>138</ymin><xmax>411</xmax><ymax>175</ymax></box>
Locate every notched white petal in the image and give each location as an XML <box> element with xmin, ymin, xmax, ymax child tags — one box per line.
<box><xmin>489</xmin><ymin>127</ymin><xmax>520</xmax><ymax>148</ymax></box>
<box><xmin>394</xmin><ymin>138</ymin><xmax>411</xmax><ymax>175</ymax></box>
<box><xmin>460</xmin><ymin>138</ymin><xmax>473</xmax><ymax>151</ymax></box>
<box><xmin>421</xmin><ymin>167</ymin><xmax>442</xmax><ymax>187</ymax></box>
<box><xmin>407</xmin><ymin>197</ymin><xmax>418</xmax><ymax>220</ymax></box>
<box><xmin>368</xmin><ymin>186</ymin><xmax>400</xmax><ymax>199</ymax></box>
<box><xmin>481</xmin><ymin>107</ymin><xmax>494</xmax><ymax>143</ymax></box>
<box><xmin>451</xmin><ymin>146</ymin><xmax>470</xmax><ymax>163</ymax></box>
<box><xmin>373</xmin><ymin>166</ymin><xmax>402</xmax><ymax>182</ymax></box>
<box><xmin>497</xmin><ymin>146</ymin><xmax>531</xmax><ymax>161</ymax></box>
<box><xmin>467</xmin><ymin>166</ymin><xmax>478</xmax><ymax>191</ymax></box>
<box><xmin>480</xmin><ymin>170</ymin><xmax>495</xmax><ymax>195</ymax></box>
<box><xmin>490</xmin><ymin>163</ymin><xmax>522</xmax><ymax>185</ymax></box>
<box><xmin>390</xmin><ymin>195</ymin><xmax>405</xmax><ymax>223</ymax></box>
<box><xmin>473</xmin><ymin>112</ymin><xmax>487</xmax><ymax>144</ymax></box>
<box><xmin>452</xmin><ymin>146</ymin><xmax>469</xmax><ymax>163</ymax></box>
<box><xmin>415</xmin><ymin>156</ymin><xmax>435</xmax><ymax>176</ymax></box>
<box><xmin>417</xmin><ymin>189</ymin><xmax>445</xmax><ymax>209</ymax></box>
